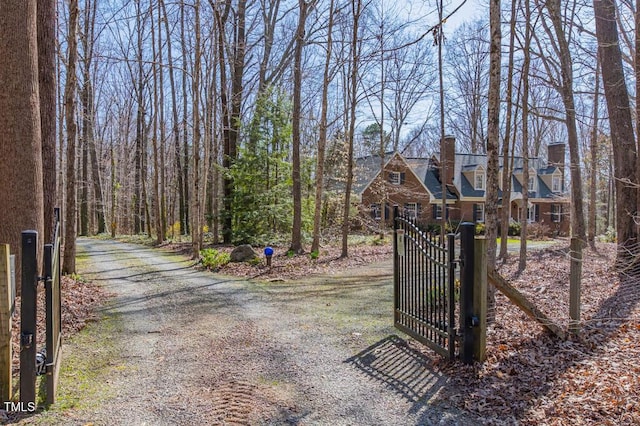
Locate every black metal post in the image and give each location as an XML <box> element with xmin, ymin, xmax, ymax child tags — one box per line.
<box><xmin>459</xmin><ymin>222</ymin><xmax>475</xmax><ymax>364</ymax></box>
<box><xmin>447</xmin><ymin>233</ymin><xmax>456</xmax><ymax>359</ymax></box>
<box><xmin>20</xmin><ymin>231</ymin><xmax>38</xmax><ymax>405</ymax></box>
<box><xmin>393</xmin><ymin>205</ymin><xmax>399</xmax><ymax>325</ymax></box>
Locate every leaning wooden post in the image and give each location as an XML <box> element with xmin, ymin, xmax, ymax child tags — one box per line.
<box><xmin>473</xmin><ymin>237</ymin><xmax>487</xmax><ymax>362</ymax></box>
<box><xmin>0</xmin><ymin>244</ymin><xmax>12</xmax><ymax>401</ymax></box>
<box><xmin>569</xmin><ymin>237</ymin><xmax>582</xmax><ymax>334</ymax></box>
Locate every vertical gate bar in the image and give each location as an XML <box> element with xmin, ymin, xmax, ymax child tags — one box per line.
<box><xmin>393</xmin><ymin>205</ymin><xmax>398</xmax><ymax>326</ymax></box>
<box><xmin>20</xmin><ymin>231</ymin><xmax>38</xmax><ymax>406</ymax></box>
<box><xmin>447</xmin><ymin>233</ymin><xmax>456</xmax><ymax>359</ymax></box>
<box><xmin>460</xmin><ymin>222</ymin><xmax>476</xmax><ymax>364</ymax></box>
<box><xmin>429</xmin><ymin>233</ymin><xmax>434</xmax><ymax>342</ymax></box>
<box><xmin>44</xmin><ymin>242</ymin><xmax>53</xmax><ymax>405</ymax></box>
<box><xmin>410</xmin><ymin>218</ymin><xmax>415</xmax><ymax>331</ymax></box>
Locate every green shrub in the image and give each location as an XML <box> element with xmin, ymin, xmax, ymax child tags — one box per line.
<box><xmin>508</xmin><ymin>222</ymin><xmax>521</xmax><ymax>236</ymax></box>
<box><xmin>200</xmin><ymin>248</ymin><xmax>231</xmax><ymax>270</ymax></box>
<box><xmin>309</xmin><ymin>250</ymin><xmax>319</xmax><ymax>260</ymax></box>
<box><xmin>475</xmin><ymin>223</ymin><xmax>486</xmax><ymax>235</ymax></box>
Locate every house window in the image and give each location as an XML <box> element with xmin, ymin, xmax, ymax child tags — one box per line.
<box><xmin>389</xmin><ymin>171</ymin><xmax>401</xmax><ymax>185</ymax></box>
<box><xmin>433</xmin><ymin>204</ymin><xmax>443</xmax><ymax>220</ymax></box>
<box><xmin>552</xmin><ymin>175</ymin><xmax>561</xmax><ymax>192</ymax></box>
<box><xmin>475</xmin><ymin>170</ymin><xmax>485</xmax><ymax>190</ymax></box>
<box><xmin>551</xmin><ymin>204</ymin><xmax>562</xmax><ymax>222</ymax></box>
<box><xmin>371</xmin><ymin>203</ymin><xmax>381</xmax><ymax>220</ymax></box>
<box><xmin>405</xmin><ymin>202</ymin><xmax>418</xmax><ymax>219</ymax></box>
<box><xmin>527</xmin><ymin>205</ymin><xmax>537</xmax><ymax>223</ymax></box>
<box><xmin>474</xmin><ymin>203</ymin><xmax>485</xmax><ymax>223</ymax></box>
<box><xmin>528</xmin><ymin>176</ymin><xmax>536</xmax><ymax>192</ymax></box>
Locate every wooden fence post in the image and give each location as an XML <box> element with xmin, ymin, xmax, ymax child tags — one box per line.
<box><xmin>473</xmin><ymin>237</ymin><xmax>487</xmax><ymax>362</ymax></box>
<box><xmin>0</xmin><ymin>244</ymin><xmax>12</xmax><ymax>402</ymax></box>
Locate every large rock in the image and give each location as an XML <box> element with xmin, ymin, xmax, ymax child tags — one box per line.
<box><xmin>230</xmin><ymin>244</ymin><xmax>258</xmax><ymax>262</ymax></box>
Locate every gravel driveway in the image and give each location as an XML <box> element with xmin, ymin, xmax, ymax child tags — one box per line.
<box><xmin>22</xmin><ymin>238</ymin><xmax>477</xmax><ymax>425</ymax></box>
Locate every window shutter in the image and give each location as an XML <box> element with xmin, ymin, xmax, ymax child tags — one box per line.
<box><xmin>370</xmin><ymin>204</ymin><xmax>376</xmax><ymax>219</ymax></box>
<box><xmin>473</xmin><ymin>204</ymin><xmax>478</xmax><ymax>222</ymax></box>
<box><xmin>384</xmin><ymin>203</ymin><xmax>389</xmax><ymax>220</ymax></box>
<box><xmin>387</xmin><ymin>172</ymin><xmax>392</xmax><ymax>183</ymax></box>
<box><xmin>446</xmin><ymin>206</ymin><xmax>450</xmax><ymax>219</ymax></box>
<box><xmin>432</xmin><ymin>204</ymin><xmax>437</xmax><ymax>219</ymax></box>
<box><xmin>400</xmin><ymin>172</ymin><xmax>406</xmax><ymax>184</ymax></box>
<box><xmin>535</xmin><ymin>204</ymin><xmax>540</xmax><ymax>222</ymax></box>
<box><xmin>417</xmin><ymin>202</ymin><xmax>422</xmax><ymax>219</ymax></box>
<box><xmin>559</xmin><ymin>205</ymin><xmax>562</xmax><ymax>222</ymax></box>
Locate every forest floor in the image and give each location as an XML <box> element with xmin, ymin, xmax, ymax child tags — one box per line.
<box><xmin>3</xmin><ymin>237</ymin><xmax>639</xmax><ymax>425</ymax></box>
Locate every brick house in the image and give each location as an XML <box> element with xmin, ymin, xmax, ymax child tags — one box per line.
<box><xmin>356</xmin><ymin>137</ymin><xmax>570</xmax><ymax>236</ymax></box>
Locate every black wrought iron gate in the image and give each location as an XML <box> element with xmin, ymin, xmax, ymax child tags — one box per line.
<box><xmin>393</xmin><ymin>206</ymin><xmax>457</xmax><ymax>359</ymax></box>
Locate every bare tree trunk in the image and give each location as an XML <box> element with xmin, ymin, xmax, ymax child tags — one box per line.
<box><xmin>544</xmin><ymin>0</ymin><xmax>586</xmax><ymax>242</ymax></box>
<box><xmin>588</xmin><ymin>52</ymin><xmax>600</xmax><ymax>249</ymax></box>
<box><xmin>290</xmin><ymin>0</ymin><xmax>313</xmax><ymax>255</ymax></box>
<box><xmin>500</xmin><ymin>0</ymin><xmax>518</xmax><ymax>260</ymax></box>
<box><xmin>160</xmin><ymin>0</ymin><xmax>183</xmax><ymax>238</ymax></box>
<box><xmin>151</xmin><ymin>0</ymin><xmax>163</xmax><ymax>245</ymax></box>
<box><xmin>485</xmin><ymin>0</ymin><xmax>502</xmax><ymax>321</ymax></box>
<box><xmin>341</xmin><ymin>0</ymin><xmax>362</xmax><ymax>258</ymax></box>
<box><xmin>0</xmin><ymin>0</ymin><xmax>45</xmax><ymax>286</ymax></box>
<box><xmin>62</xmin><ymin>0</ymin><xmax>79</xmax><ymax>274</ymax></box>
<box><xmin>311</xmin><ymin>0</ymin><xmax>335</xmax><ymax>254</ymax></box>
<box><xmin>191</xmin><ymin>0</ymin><xmax>203</xmax><ymax>257</ymax></box>
<box><xmin>180</xmin><ymin>0</ymin><xmax>190</xmax><ymax>236</ymax></box>
<box><xmin>518</xmin><ymin>0</ymin><xmax>532</xmax><ymax>272</ymax></box>
<box><xmin>593</xmin><ymin>0</ymin><xmax>639</xmax><ymax>268</ymax></box>
<box><xmin>37</xmin><ymin>0</ymin><xmax>57</xmax><ymax>242</ymax></box>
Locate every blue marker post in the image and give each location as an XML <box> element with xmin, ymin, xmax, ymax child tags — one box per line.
<box><xmin>264</xmin><ymin>246</ymin><xmax>274</xmax><ymax>267</ymax></box>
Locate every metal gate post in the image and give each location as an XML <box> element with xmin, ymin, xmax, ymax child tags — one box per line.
<box><xmin>20</xmin><ymin>231</ymin><xmax>38</xmax><ymax>405</ymax></box>
<box><xmin>447</xmin><ymin>233</ymin><xmax>456</xmax><ymax>360</ymax></box>
<box><xmin>393</xmin><ymin>205</ymin><xmax>399</xmax><ymax>325</ymax></box>
<box><xmin>459</xmin><ymin>223</ymin><xmax>476</xmax><ymax>364</ymax></box>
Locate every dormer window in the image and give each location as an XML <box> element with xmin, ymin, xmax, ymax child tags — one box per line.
<box><xmin>528</xmin><ymin>176</ymin><xmax>535</xmax><ymax>192</ymax></box>
<box><xmin>552</xmin><ymin>174</ymin><xmax>561</xmax><ymax>192</ymax></box>
<box><xmin>475</xmin><ymin>169</ymin><xmax>486</xmax><ymax>190</ymax></box>
<box><xmin>388</xmin><ymin>171</ymin><xmax>404</xmax><ymax>185</ymax></box>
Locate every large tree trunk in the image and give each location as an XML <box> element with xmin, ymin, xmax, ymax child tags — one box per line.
<box><xmin>485</xmin><ymin>0</ymin><xmax>502</xmax><ymax>321</ymax></box>
<box><xmin>593</xmin><ymin>0</ymin><xmax>639</xmax><ymax>268</ymax></box>
<box><xmin>545</xmin><ymin>0</ymin><xmax>586</xmax><ymax>243</ymax></box>
<box><xmin>499</xmin><ymin>0</ymin><xmax>518</xmax><ymax>260</ymax></box>
<box><xmin>0</xmin><ymin>0</ymin><xmax>45</xmax><ymax>285</ymax></box>
<box><xmin>62</xmin><ymin>0</ymin><xmax>79</xmax><ymax>274</ymax></box>
<box><xmin>290</xmin><ymin>0</ymin><xmax>312</xmax><ymax>255</ymax></box>
<box><xmin>37</xmin><ymin>0</ymin><xmax>57</xmax><ymax>242</ymax></box>
<box><xmin>191</xmin><ymin>0</ymin><xmax>203</xmax><ymax>257</ymax></box>
<box><xmin>311</xmin><ymin>0</ymin><xmax>335</xmax><ymax>254</ymax></box>
<box><xmin>341</xmin><ymin>0</ymin><xmax>362</xmax><ymax>258</ymax></box>
<box><xmin>160</xmin><ymin>0</ymin><xmax>184</xmax><ymax>238</ymax></box>
<box><xmin>518</xmin><ymin>0</ymin><xmax>532</xmax><ymax>272</ymax></box>
<box><xmin>588</xmin><ymin>52</ymin><xmax>600</xmax><ymax>248</ymax></box>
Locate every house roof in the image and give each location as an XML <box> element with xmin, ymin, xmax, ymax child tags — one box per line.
<box><xmin>405</xmin><ymin>158</ymin><xmax>457</xmax><ymax>201</ymax></box>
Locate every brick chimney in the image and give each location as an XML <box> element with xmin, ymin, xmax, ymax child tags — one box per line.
<box><xmin>547</xmin><ymin>143</ymin><xmax>565</xmax><ymax>176</ymax></box>
<box><xmin>440</xmin><ymin>135</ymin><xmax>456</xmax><ymax>186</ymax></box>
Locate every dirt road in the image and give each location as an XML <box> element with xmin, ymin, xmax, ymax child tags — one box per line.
<box><xmin>24</xmin><ymin>238</ymin><xmax>476</xmax><ymax>425</ymax></box>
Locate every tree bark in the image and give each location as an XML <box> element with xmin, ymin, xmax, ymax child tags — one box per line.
<box><xmin>545</xmin><ymin>0</ymin><xmax>586</xmax><ymax>243</ymax></box>
<box><xmin>0</xmin><ymin>0</ymin><xmax>45</xmax><ymax>286</ymax></box>
<box><xmin>311</xmin><ymin>0</ymin><xmax>335</xmax><ymax>254</ymax></box>
<box><xmin>588</xmin><ymin>52</ymin><xmax>600</xmax><ymax>248</ymax></box>
<box><xmin>37</xmin><ymin>0</ymin><xmax>57</xmax><ymax>242</ymax></box>
<box><xmin>62</xmin><ymin>0</ymin><xmax>79</xmax><ymax>274</ymax></box>
<box><xmin>485</xmin><ymin>0</ymin><xmax>502</xmax><ymax>321</ymax></box>
<box><xmin>290</xmin><ymin>0</ymin><xmax>312</xmax><ymax>255</ymax></box>
<box><xmin>341</xmin><ymin>0</ymin><xmax>362</xmax><ymax>258</ymax></box>
<box><xmin>593</xmin><ymin>0</ymin><xmax>639</xmax><ymax>268</ymax></box>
